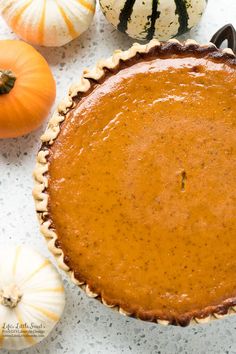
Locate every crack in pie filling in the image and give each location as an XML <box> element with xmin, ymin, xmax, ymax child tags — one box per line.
<box><xmin>36</xmin><ymin>42</ymin><xmax>236</xmax><ymax>325</ymax></box>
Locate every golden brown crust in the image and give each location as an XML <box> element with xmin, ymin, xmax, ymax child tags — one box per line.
<box><xmin>33</xmin><ymin>38</ymin><xmax>236</xmax><ymax>326</ymax></box>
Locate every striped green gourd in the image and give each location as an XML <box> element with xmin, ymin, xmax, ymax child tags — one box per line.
<box><xmin>99</xmin><ymin>0</ymin><xmax>207</xmax><ymax>41</ymax></box>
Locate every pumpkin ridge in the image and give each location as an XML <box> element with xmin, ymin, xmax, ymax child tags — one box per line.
<box><xmin>15</xmin><ymin>309</ymin><xmax>36</xmax><ymax>345</ymax></box>
<box><xmin>9</xmin><ymin>0</ymin><xmax>33</xmax><ymax>31</ymax></box>
<box><xmin>24</xmin><ymin>287</ymin><xmax>64</xmax><ymax>293</ymax></box>
<box><xmin>55</xmin><ymin>0</ymin><xmax>78</xmax><ymax>38</ymax></box>
<box><xmin>146</xmin><ymin>0</ymin><xmax>161</xmax><ymax>41</ymax></box>
<box><xmin>76</xmin><ymin>0</ymin><xmax>95</xmax><ymax>12</ymax></box>
<box><xmin>117</xmin><ymin>0</ymin><xmax>136</xmax><ymax>33</ymax></box>
<box><xmin>174</xmin><ymin>0</ymin><xmax>189</xmax><ymax>36</ymax></box>
<box><xmin>13</xmin><ymin>246</ymin><xmax>21</xmax><ymax>276</ymax></box>
<box><xmin>37</xmin><ymin>0</ymin><xmax>46</xmax><ymax>45</ymax></box>
<box><xmin>1</xmin><ymin>1</ymin><xmax>13</xmax><ymax>16</ymax></box>
<box><xmin>20</xmin><ymin>260</ymin><xmax>51</xmax><ymax>286</ymax></box>
<box><xmin>0</xmin><ymin>328</ymin><xmax>3</xmax><ymax>348</ymax></box>
<box><xmin>25</xmin><ymin>303</ymin><xmax>60</xmax><ymax>322</ymax></box>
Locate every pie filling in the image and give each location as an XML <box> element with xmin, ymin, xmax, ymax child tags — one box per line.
<box><xmin>47</xmin><ymin>54</ymin><xmax>236</xmax><ymax>319</ymax></box>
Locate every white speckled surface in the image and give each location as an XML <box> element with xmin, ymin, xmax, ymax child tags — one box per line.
<box><xmin>1</xmin><ymin>1</ymin><xmax>236</xmax><ymax>353</ymax></box>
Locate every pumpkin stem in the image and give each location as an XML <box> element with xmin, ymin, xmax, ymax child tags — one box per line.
<box><xmin>0</xmin><ymin>70</ymin><xmax>16</xmax><ymax>94</ymax></box>
<box><xmin>0</xmin><ymin>284</ymin><xmax>22</xmax><ymax>308</ymax></box>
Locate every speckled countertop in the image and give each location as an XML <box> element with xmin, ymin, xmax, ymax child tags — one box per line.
<box><xmin>1</xmin><ymin>1</ymin><xmax>236</xmax><ymax>353</ymax></box>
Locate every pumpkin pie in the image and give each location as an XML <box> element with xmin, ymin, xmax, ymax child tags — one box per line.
<box><xmin>33</xmin><ymin>39</ymin><xmax>236</xmax><ymax>326</ymax></box>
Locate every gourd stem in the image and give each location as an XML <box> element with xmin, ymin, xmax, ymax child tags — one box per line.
<box><xmin>0</xmin><ymin>70</ymin><xmax>16</xmax><ymax>94</ymax></box>
<box><xmin>0</xmin><ymin>284</ymin><xmax>22</xmax><ymax>308</ymax></box>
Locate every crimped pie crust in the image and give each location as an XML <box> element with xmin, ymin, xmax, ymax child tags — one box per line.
<box><xmin>33</xmin><ymin>38</ymin><xmax>236</xmax><ymax>326</ymax></box>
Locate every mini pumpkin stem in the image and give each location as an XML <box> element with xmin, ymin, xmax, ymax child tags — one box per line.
<box><xmin>0</xmin><ymin>70</ymin><xmax>16</xmax><ymax>94</ymax></box>
<box><xmin>0</xmin><ymin>284</ymin><xmax>22</xmax><ymax>308</ymax></box>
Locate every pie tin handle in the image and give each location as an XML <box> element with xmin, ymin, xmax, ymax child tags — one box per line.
<box><xmin>210</xmin><ymin>24</ymin><xmax>236</xmax><ymax>53</ymax></box>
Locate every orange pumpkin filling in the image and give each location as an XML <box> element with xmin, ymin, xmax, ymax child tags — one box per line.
<box><xmin>47</xmin><ymin>54</ymin><xmax>236</xmax><ymax>321</ymax></box>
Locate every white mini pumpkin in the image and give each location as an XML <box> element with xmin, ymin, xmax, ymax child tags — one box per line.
<box><xmin>0</xmin><ymin>0</ymin><xmax>96</xmax><ymax>47</ymax></box>
<box><xmin>100</xmin><ymin>0</ymin><xmax>207</xmax><ymax>41</ymax></box>
<box><xmin>0</xmin><ymin>246</ymin><xmax>65</xmax><ymax>350</ymax></box>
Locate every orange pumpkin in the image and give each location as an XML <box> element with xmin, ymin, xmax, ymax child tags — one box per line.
<box><xmin>0</xmin><ymin>40</ymin><xmax>56</xmax><ymax>139</ymax></box>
